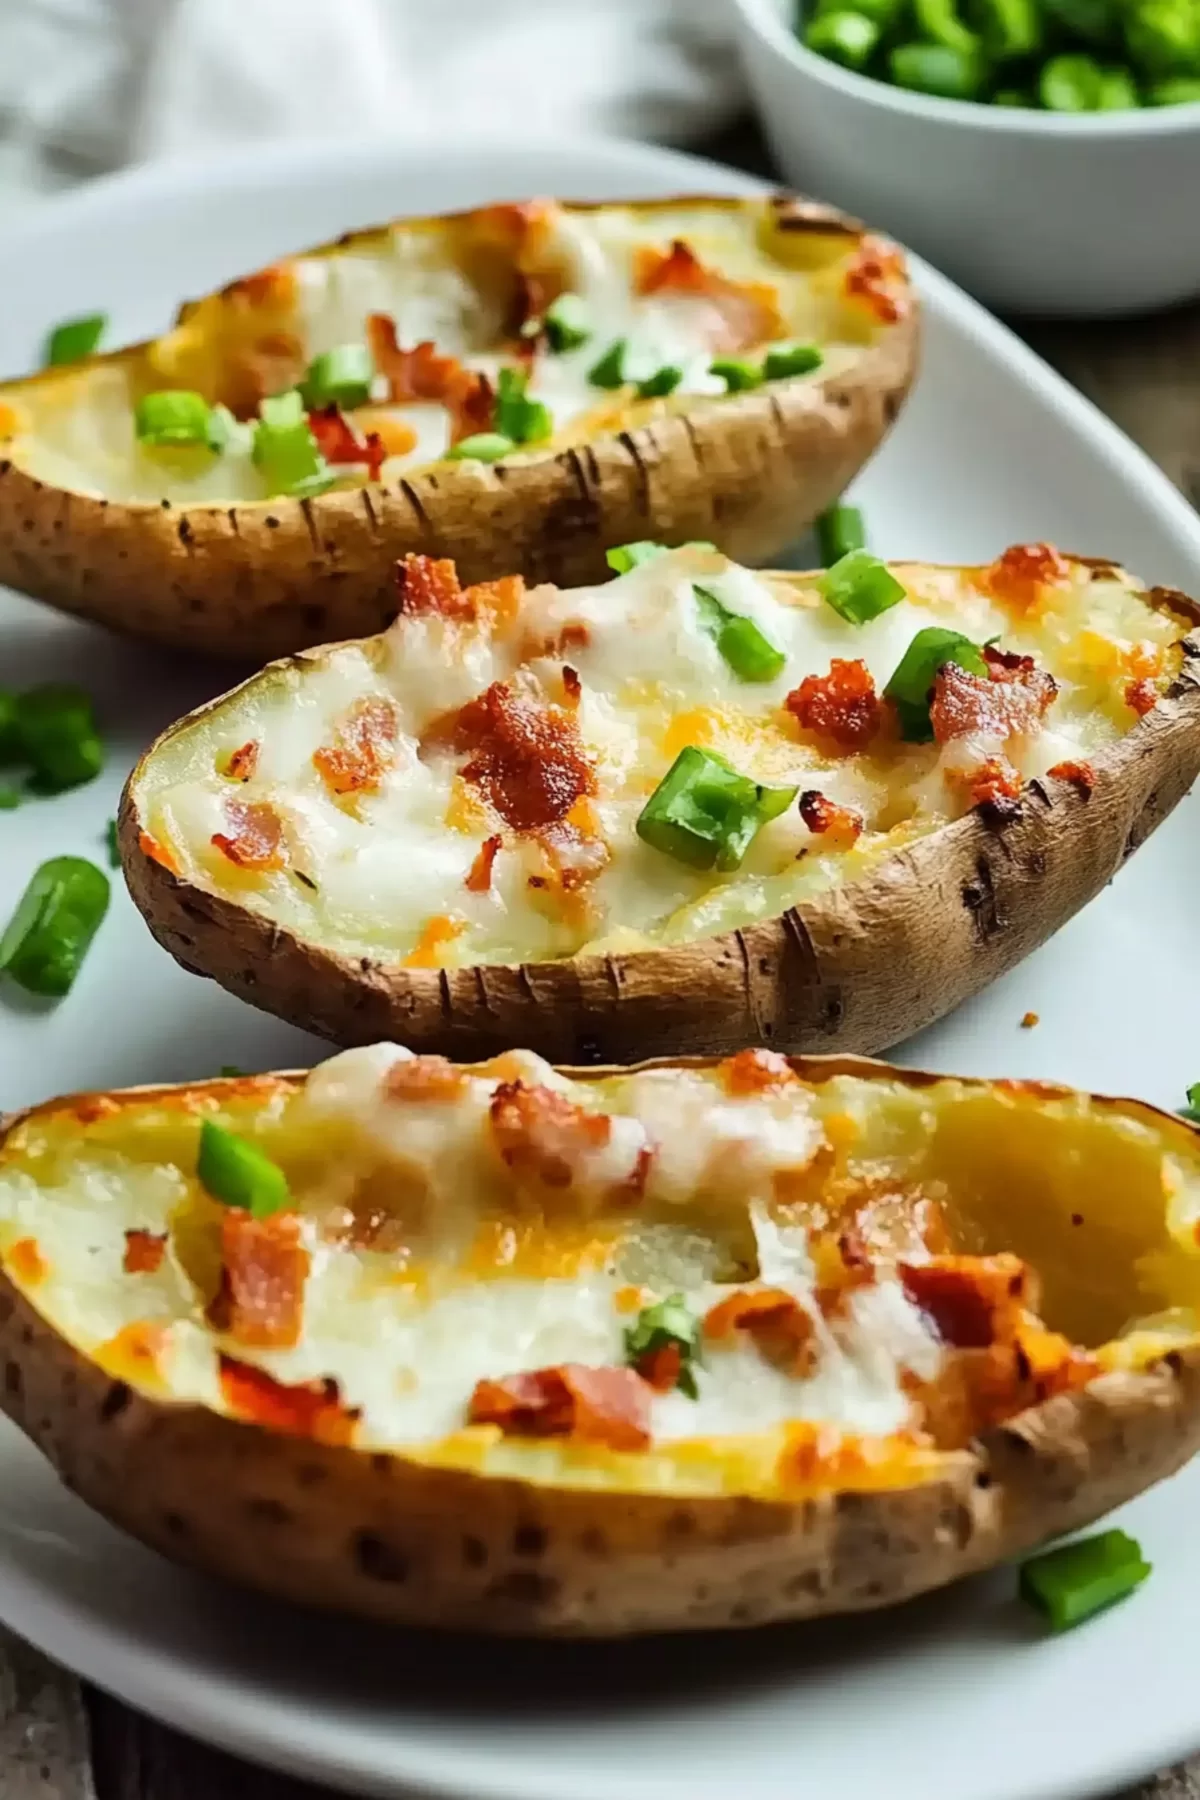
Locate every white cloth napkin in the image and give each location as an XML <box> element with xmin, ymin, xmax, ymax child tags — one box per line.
<box><xmin>0</xmin><ymin>0</ymin><xmax>742</xmax><ymax>219</ymax></box>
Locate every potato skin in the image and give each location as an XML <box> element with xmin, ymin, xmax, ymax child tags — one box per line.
<box><xmin>0</xmin><ymin>196</ymin><xmax>917</xmax><ymax>663</ymax></box>
<box><xmin>2</xmin><ymin>1057</ymin><xmax>1199</xmax><ymax>1636</ymax></box>
<box><xmin>120</xmin><ymin>590</ymin><xmax>1200</xmax><ymax>1066</ymax></box>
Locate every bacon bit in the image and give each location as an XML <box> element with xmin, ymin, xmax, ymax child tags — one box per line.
<box><xmin>561</xmin><ymin>664</ymin><xmax>582</xmax><ymax>708</ymax></box>
<box><xmin>366</xmin><ymin>315</ymin><xmax>494</xmax><ymax>442</ymax></box>
<box><xmin>930</xmin><ymin>659</ymin><xmax>1057</xmax><ymax>744</ymax></box>
<box><xmin>233</xmin><ymin>331</ymin><xmax>307</xmax><ymax>416</ymax></box>
<box><xmin>451</xmin><ymin>680</ymin><xmax>596</xmax><ymax>832</ymax></box>
<box><xmin>812</xmin><ymin>1227</ymin><xmax>877</xmax><ymax>1318</ymax></box>
<box><xmin>384</xmin><ymin>1054</ymin><xmax>470</xmax><ymax>1103</ymax></box>
<box><xmin>223</xmin><ymin>740</ymin><xmax>260</xmax><ymax>783</ymax></box>
<box><xmin>964</xmin><ymin>756</ymin><xmax>1023</xmax><ymax>810</ymax></box>
<box><xmin>1047</xmin><ymin>759</ymin><xmax>1096</xmax><ymax>794</ymax></box>
<box><xmin>313</xmin><ymin>695</ymin><xmax>399</xmax><ymax>798</ymax></box>
<box><xmin>506</xmin><ymin>269</ymin><xmax>560</xmax><ymax>347</ymax></box>
<box><xmin>138</xmin><ymin>830</ymin><xmax>180</xmax><ymax>876</ymax></box>
<box><xmin>123</xmin><ymin>1230</ymin><xmax>167</xmax><ymax>1275</ymax></box>
<box><xmin>364</xmin><ymin>413</ymin><xmax>420</xmax><ymax>459</ymax></box>
<box><xmin>211</xmin><ymin>799</ymin><xmax>287</xmax><ymax>871</ymax></box>
<box><xmin>722</xmin><ymin>1047</ymin><xmax>798</xmax><ymax>1095</ymax></box>
<box><xmin>843</xmin><ymin>235</ymin><xmax>909</xmax><ymax>324</ymax></box>
<box><xmin>1126</xmin><ymin>678</ymin><xmax>1159</xmax><ymax>717</ymax></box>
<box><xmin>71</xmin><ymin>1095</ymin><xmax>121</xmax><ymax>1124</ymax></box>
<box><xmin>785</xmin><ymin>658</ymin><xmax>882</xmax><ymax>752</ymax></box>
<box><xmin>798</xmin><ymin>790</ymin><xmax>863</xmax><ymax>846</ymax></box>
<box><xmin>983</xmin><ymin>543</ymin><xmax>1073</xmax><ymax>611</ymax></box>
<box><xmin>468</xmin><ymin>1362</ymin><xmax>651</xmax><ymax>1451</ymax></box>
<box><xmin>704</xmin><ymin>1286</ymin><xmax>816</xmax><ymax>1375</ymax></box>
<box><xmin>208</xmin><ymin>1212</ymin><xmax>310</xmax><ymax>1350</ymax></box>
<box><xmin>636</xmin><ymin>1343</ymin><xmax>684</xmax><ymax>1393</ymax></box>
<box><xmin>461</xmin><ymin>575</ymin><xmax>526</xmax><ymax>631</ymax></box>
<box><xmin>7</xmin><ymin>1238</ymin><xmax>46</xmax><ymax>1286</ymax></box>
<box><xmin>307</xmin><ymin>405</ymin><xmax>386</xmax><ymax>481</ymax></box>
<box><xmin>901</xmin><ymin>1253</ymin><xmax>1029</xmax><ymax>1349</ymax></box>
<box><xmin>1020</xmin><ymin>1011</ymin><xmax>1040</xmax><ymax>1029</ymax></box>
<box><xmin>464</xmin><ymin>833</ymin><xmax>503</xmax><ymax>894</ymax></box>
<box><xmin>490</xmin><ymin>1080</ymin><xmax>612</xmax><ymax>1190</ymax></box>
<box><xmin>403</xmin><ymin>914</ymin><xmax>466</xmax><ymax>969</ymax></box>
<box><xmin>225</xmin><ymin>263</ymin><xmax>297</xmax><ymax>311</ymax></box>
<box><xmin>469</xmin><ymin>199</ymin><xmax>558</xmax><ymax>250</ymax></box>
<box><xmin>218</xmin><ymin>1354</ymin><xmax>357</xmax><ymax>1445</ymax></box>
<box><xmin>633</xmin><ymin>239</ymin><xmax>785</xmax><ymax>353</ymax></box>
<box><xmin>394</xmin><ymin>552</ymin><xmax>474</xmax><ymax>621</ymax></box>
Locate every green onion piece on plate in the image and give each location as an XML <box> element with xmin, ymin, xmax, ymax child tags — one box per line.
<box><xmin>694</xmin><ymin>586</ymin><xmax>787</xmax><ymax>682</ymax></box>
<box><xmin>543</xmin><ymin>294</ymin><xmax>591</xmax><ymax>353</ymax></box>
<box><xmin>1039</xmin><ymin>52</ymin><xmax>1107</xmax><ymax>108</ymax></box>
<box><xmin>1019</xmin><ymin>1530</ymin><xmax>1150</xmax><ymax>1632</ymax></box>
<box><xmin>197</xmin><ymin>1119</ymin><xmax>290</xmax><ymax>1219</ymax></box>
<box><xmin>135</xmin><ymin>390</ymin><xmax>216</xmax><ymax>449</ymax></box>
<box><xmin>764</xmin><ymin>342</ymin><xmax>824</xmax><ymax>380</ymax></box>
<box><xmin>819</xmin><ymin>549</ymin><xmax>905</xmax><ymax>627</ymax></box>
<box><xmin>884</xmin><ymin>627</ymin><xmax>988</xmax><ymax>741</ymax></box>
<box><xmin>44</xmin><ymin>313</ymin><xmax>107</xmax><ymax>367</ymax></box>
<box><xmin>710</xmin><ymin>356</ymin><xmax>763</xmax><ymax>392</ymax></box>
<box><xmin>624</xmin><ymin>1294</ymin><xmax>703</xmax><ymax>1399</ymax></box>
<box><xmin>816</xmin><ymin>504</ymin><xmax>867</xmax><ymax>567</ymax></box>
<box><xmin>300</xmin><ymin>344</ymin><xmax>374</xmax><ymax>411</ymax></box>
<box><xmin>252</xmin><ymin>390</ymin><xmax>334</xmax><ymax>497</ymax></box>
<box><xmin>1179</xmin><ymin>1082</ymin><xmax>1200</xmax><ymax>1123</ymax></box>
<box><xmin>588</xmin><ymin>339</ymin><xmax>628</xmax><ymax>389</ymax></box>
<box><xmin>606</xmin><ymin>541</ymin><xmax>669</xmax><ymax>573</ymax></box>
<box><xmin>0</xmin><ymin>856</ymin><xmax>110</xmax><ymax>998</ymax></box>
<box><xmin>637</xmin><ymin>746</ymin><xmax>798</xmax><ymax>873</ymax></box>
<box><xmin>16</xmin><ymin>683</ymin><xmax>104</xmax><ymax>794</ymax></box>
<box><xmin>494</xmin><ymin>367</ymin><xmax>553</xmax><ymax>445</ymax></box>
<box><xmin>636</xmin><ymin>364</ymin><xmax>684</xmax><ymax>399</ymax></box>
<box><xmin>805</xmin><ymin>10</ymin><xmax>882</xmax><ymax>66</ymax></box>
<box><xmin>889</xmin><ymin>41</ymin><xmax>985</xmax><ymax>96</ymax></box>
<box><xmin>446</xmin><ymin>432</ymin><xmax>518</xmax><ymax>463</ymax></box>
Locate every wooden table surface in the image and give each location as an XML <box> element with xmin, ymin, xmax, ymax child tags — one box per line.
<box><xmin>4</xmin><ymin>117</ymin><xmax>1200</xmax><ymax>1800</ymax></box>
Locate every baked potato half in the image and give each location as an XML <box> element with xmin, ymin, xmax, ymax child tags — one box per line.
<box><xmin>0</xmin><ymin>194</ymin><xmax>915</xmax><ymax>661</ymax></box>
<box><xmin>121</xmin><ymin>541</ymin><xmax>1200</xmax><ymax>1064</ymax></box>
<box><xmin>1</xmin><ymin>1043</ymin><xmax>1198</xmax><ymax>1637</ymax></box>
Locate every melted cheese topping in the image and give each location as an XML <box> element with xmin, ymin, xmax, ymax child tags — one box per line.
<box><xmin>133</xmin><ymin>548</ymin><xmax>1192</xmax><ymax>967</ymax></box>
<box><xmin>2</xmin><ymin>200</ymin><xmax>888</xmax><ymax>504</ymax></box>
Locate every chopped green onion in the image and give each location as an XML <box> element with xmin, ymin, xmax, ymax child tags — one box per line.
<box><xmin>0</xmin><ymin>693</ymin><xmax>18</xmax><ymax>763</ymax></box>
<box><xmin>1147</xmin><ymin>75</ymin><xmax>1200</xmax><ymax>101</ymax></box>
<box><xmin>607</xmin><ymin>541</ymin><xmax>669</xmax><ymax>574</ymax></box>
<box><xmin>205</xmin><ymin>403</ymin><xmax>251</xmax><ymax>455</ymax></box>
<box><xmin>637</xmin><ymin>746</ymin><xmax>797</xmax><ymax>873</ymax></box>
<box><xmin>913</xmin><ymin>0</ymin><xmax>981</xmax><ymax>51</ymax></box>
<box><xmin>1124</xmin><ymin>0</ymin><xmax>1200</xmax><ymax>77</ymax></box>
<box><xmin>197</xmin><ymin>1119</ymin><xmax>290</xmax><ymax>1219</ymax></box>
<box><xmin>624</xmin><ymin>1294</ymin><xmax>703</xmax><ymax>1399</ymax></box>
<box><xmin>814</xmin><ymin>0</ymin><xmax>904</xmax><ymax>25</ymax></box>
<box><xmin>494</xmin><ymin>367</ymin><xmax>553</xmax><ymax>445</ymax></box>
<box><xmin>105</xmin><ymin>818</ymin><xmax>120</xmax><ymax>869</ymax></box>
<box><xmin>819</xmin><ymin>549</ymin><xmax>905</xmax><ymax>627</ymax></box>
<box><xmin>763</xmin><ymin>343</ymin><xmax>824</xmax><ymax>381</ymax></box>
<box><xmin>694</xmin><ymin>586</ymin><xmax>787</xmax><ymax>682</ymax></box>
<box><xmin>969</xmin><ymin>0</ymin><xmax>1042</xmax><ymax>58</ymax></box>
<box><xmin>0</xmin><ymin>857</ymin><xmax>110</xmax><ymax>998</ymax></box>
<box><xmin>992</xmin><ymin>86</ymin><xmax>1034</xmax><ymax>102</ymax></box>
<box><xmin>252</xmin><ymin>390</ymin><xmax>333</xmax><ymax>498</ymax></box>
<box><xmin>44</xmin><ymin>314</ymin><xmax>107</xmax><ymax>367</ymax></box>
<box><xmin>300</xmin><ymin>344</ymin><xmax>374</xmax><ymax>411</ymax></box>
<box><xmin>135</xmin><ymin>390</ymin><xmax>216</xmax><ymax>450</ymax></box>
<box><xmin>816</xmin><ymin>504</ymin><xmax>867</xmax><ymax>567</ymax></box>
<box><xmin>0</xmin><ymin>786</ymin><xmax>21</xmax><ymax>811</ymax></box>
<box><xmin>1042</xmin><ymin>0</ymin><xmax>1116</xmax><ymax>45</ymax></box>
<box><xmin>542</xmin><ymin>294</ymin><xmax>591</xmax><ymax>353</ymax></box>
<box><xmin>889</xmin><ymin>41</ymin><xmax>986</xmax><ymax>96</ymax></box>
<box><xmin>446</xmin><ymin>432</ymin><xmax>518</xmax><ymax>463</ymax></box>
<box><xmin>636</xmin><ymin>364</ymin><xmax>684</xmax><ymax>400</ymax></box>
<box><xmin>805</xmin><ymin>9</ymin><xmax>881</xmax><ymax>67</ymax></box>
<box><xmin>588</xmin><ymin>339</ymin><xmax>628</xmax><ymax>389</ymax></box>
<box><xmin>1180</xmin><ymin>1082</ymin><xmax>1200</xmax><ymax>1123</ymax></box>
<box><xmin>1039</xmin><ymin>51</ymin><xmax>1107</xmax><ymax>108</ymax></box>
<box><xmin>1094</xmin><ymin>64</ymin><xmax>1141</xmax><ymax>106</ymax></box>
<box><xmin>16</xmin><ymin>684</ymin><xmax>104</xmax><ymax>794</ymax></box>
<box><xmin>1019</xmin><ymin>1530</ymin><xmax>1150</xmax><ymax>1632</ymax></box>
<box><xmin>710</xmin><ymin>356</ymin><xmax>763</xmax><ymax>393</ymax></box>
<box><xmin>884</xmin><ymin>627</ymin><xmax>988</xmax><ymax>741</ymax></box>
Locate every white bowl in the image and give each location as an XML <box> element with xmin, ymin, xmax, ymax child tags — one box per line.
<box><xmin>731</xmin><ymin>0</ymin><xmax>1200</xmax><ymax>316</ymax></box>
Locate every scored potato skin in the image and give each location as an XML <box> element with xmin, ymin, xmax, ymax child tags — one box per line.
<box><xmin>119</xmin><ymin>580</ymin><xmax>1200</xmax><ymax>1065</ymax></box>
<box><xmin>0</xmin><ymin>195</ymin><xmax>917</xmax><ymax>663</ymax></box>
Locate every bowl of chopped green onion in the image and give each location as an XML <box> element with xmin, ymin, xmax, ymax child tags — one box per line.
<box><xmin>731</xmin><ymin>0</ymin><xmax>1200</xmax><ymax>315</ymax></box>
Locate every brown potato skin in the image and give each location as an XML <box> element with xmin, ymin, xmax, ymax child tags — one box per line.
<box><xmin>1</xmin><ymin>1058</ymin><xmax>1198</xmax><ymax>1637</ymax></box>
<box><xmin>0</xmin><ymin>196</ymin><xmax>917</xmax><ymax>663</ymax></box>
<box><xmin>120</xmin><ymin>581</ymin><xmax>1200</xmax><ymax>1066</ymax></box>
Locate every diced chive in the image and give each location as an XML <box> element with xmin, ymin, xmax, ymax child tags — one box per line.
<box><xmin>969</xmin><ymin>0</ymin><xmax>1042</xmax><ymax>58</ymax></box>
<box><xmin>819</xmin><ymin>549</ymin><xmax>905</xmax><ymax>627</ymax></box>
<box><xmin>1125</xmin><ymin>0</ymin><xmax>1200</xmax><ymax>79</ymax></box>
<box><xmin>0</xmin><ymin>786</ymin><xmax>21</xmax><ymax>811</ymax></box>
<box><xmin>135</xmin><ymin>390</ymin><xmax>215</xmax><ymax>450</ymax></box>
<box><xmin>637</xmin><ymin>746</ymin><xmax>798</xmax><ymax>873</ymax></box>
<box><xmin>197</xmin><ymin>1119</ymin><xmax>290</xmax><ymax>1219</ymax></box>
<box><xmin>44</xmin><ymin>313</ymin><xmax>107</xmax><ymax>367</ymax></box>
<box><xmin>542</xmin><ymin>293</ymin><xmax>591</xmax><ymax>353</ymax></box>
<box><xmin>300</xmin><ymin>344</ymin><xmax>374</xmax><ymax>411</ymax></box>
<box><xmin>0</xmin><ymin>857</ymin><xmax>110</xmax><ymax>998</ymax></box>
<box><xmin>1180</xmin><ymin>1082</ymin><xmax>1200</xmax><ymax>1123</ymax></box>
<box><xmin>16</xmin><ymin>684</ymin><xmax>104</xmax><ymax>794</ymax></box>
<box><xmin>206</xmin><ymin>403</ymin><xmax>251</xmax><ymax>455</ymax></box>
<box><xmin>1019</xmin><ymin>1530</ymin><xmax>1150</xmax><ymax>1632</ymax></box>
<box><xmin>889</xmin><ymin>40</ymin><xmax>986</xmax><ymax>96</ymax></box>
<box><xmin>446</xmin><ymin>432</ymin><xmax>517</xmax><ymax>463</ymax></box>
<box><xmin>1148</xmin><ymin>76</ymin><xmax>1200</xmax><ymax>102</ymax></box>
<box><xmin>494</xmin><ymin>367</ymin><xmax>553</xmax><ymax>445</ymax></box>
<box><xmin>606</xmin><ymin>540</ymin><xmax>669</xmax><ymax>574</ymax></box>
<box><xmin>636</xmin><ymin>364</ymin><xmax>684</xmax><ymax>400</ymax></box>
<box><xmin>710</xmin><ymin>356</ymin><xmax>764</xmax><ymax>393</ymax></box>
<box><xmin>588</xmin><ymin>339</ymin><xmax>628</xmax><ymax>389</ymax></box>
<box><xmin>913</xmin><ymin>0</ymin><xmax>981</xmax><ymax>53</ymax></box>
<box><xmin>624</xmin><ymin>1294</ymin><xmax>703</xmax><ymax>1399</ymax></box>
<box><xmin>694</xmin><ymin>586</ymin><xmax>786</xmax><ymax>682</ymax></box>
<box><xmin>252</xmin><ymin>390</ymin><xmax>334</xmax><ymax>498</ymax></box>
<box><xmin>105</xmin><ymin>818</ymin><xmax>120</xmax><ymax>868</ymax></box>
<box><xmin>816</xmin><ymin>504</ymin><xmax>867</xmax><ymax>567</ymax></box>
<box><xmin>1094</xmin><ymin>65</ymin><xmax>1141</xmax><ymax>106</ymax></box>
<box><xmin>763</xmin><ymin>343</ymin><xmax>824</xmax><ymax>381</ymax></box>
<box><xmin>804</xmin><ymin>9</ymin><xmax>882</xmax><ymax>66</ymax></box>
<box><xmin>884</xmin><ymin>627</ymin><xmax>988</xmax><ymax>741</ymax></box>
<box><xmin>1039</xmin><ymin>51</ymin><xmax>1107</xmax><ymax>108</ymax></box>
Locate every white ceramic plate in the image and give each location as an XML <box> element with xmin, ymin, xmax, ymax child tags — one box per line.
<box><xmin>2</xmin><ymin>135</ymin><xmax>1200</xmax><ymax>1800</ymax></box>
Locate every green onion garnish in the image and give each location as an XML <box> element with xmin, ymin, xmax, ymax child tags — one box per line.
<box><xmin>624</xmin><ymin>1294</ymin><xmax>702</xmax><ymax>1399</ymax></box>
<box><xmin>494</xmin><ymin>367</ymin><xmax>552</xmax><ymax>445</ymax></box>
<box><xmin>637</xmin><ymin>746</ymin><xmax>797</xmax><ymax>873</ymax></box>
<box><xmin>804</xmin><ymin>9</ymin><xmax>882</xmax><ymax>67</ymax></box>
<box><xmin>1180</xmin><ymin>1083</ymin><xmax>1200</xmax><ymax>1123</ymax></box>
<box><xmin>16</xmin><ymin>684</ymin><xmax>104</xmax><ymax>794</ymax></box>
<box><xmin>637</xmin><ymin>364</ymin><xmax>684</xmax><ymax>400</ymax></box>
<box><xmin>252</xmin><ymin>390</ymin><xmax>333</xmax><ymax>498</ymax></box>
<box><xmin>0</xmin><ymin>857</ymin><xmax>110</xmax><ymax>998</ymax></box>
<box><xmin>206</xmin><ymin>403</ymin><xmax>251</xmax><ymax>455</ymax></box>
<box><xmin>105</xmin><ymin>818</ymin><xmax>120</xmax><ymax>869</ymax></box>
<box><xmin>606</xmin><ymin>540</ymin><xmax>669</xmax><ymax>574</ymax></box>
<box><xmin>710</xmin><ymin>356</ymin><xmax>764</xmax><ymax>393</ymax></box>
<box><xmin>135</xmin><ymin>391</ymin><xmax>217</xmax><ymax>450</ymax></box>
<box><xmin>300</xmin><ymin>344</ymin><xmax>374</xmax><ymax>411</ymax></box>
<box><xmin>542</xmin><ymin>294</ymin><xmax>591</xmax><ymax>353</ymax></box>
<box><xmin>588</xmin><ymin>339</ymin><xmax>628</xmax><ymax>389</ymax></box>
<box><xmin>446</xmin><ymin>432</ymin><xmax>518</xmax><ymax>463</ymax></box>
<box><xmin>819</xmin><ymin>549</ymin><xmax>905</xmax><ymax>627</ymax></box>
<box><xmin>694</xmin><ymin>586</ymin><xmax>786</xmax><ymax>682</ymax></box>
<box><xmin>884</xmin><ymin>627</ymin><xmax>988</xmax><ymax>742</ymax></box>
<box><xmin>1019</xmin><ymin>1530</ymin><xmax>1150</xmax><ymax>1632</ymax></box>
<box><xmin>44</xmin><ymin>314</ymin><xmax>107</xmax><ymax>367</ymax></box>
<box><xmin>197</xmin><ymin>1119</ymin><xmax>290</xmax><ymax>1219</ymax></box>
<box><xmin>764</xmin><ymin>343</ymin><xmax>824</xmax><ymax>381</ymax></box>
<box><xmin>816</xmin><ymin>504</ymin><xmax>867</xmax><ymax>567</ymax></box>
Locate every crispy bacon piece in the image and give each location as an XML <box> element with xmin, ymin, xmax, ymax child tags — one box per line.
<box><xmin>461</xmin><ymin>575</ymin><xmax>526</xmax><ymax>630</ymax></box>
<box><xmin>208</xmin><ymin>1211</ymin><xmax>310</xmax><ymax>1350</ymax></box>
<box><xmin>1047</xmin><ymin>759</ymin><xmax>1096</xmax><ymax>794</ymax></box>
<box><xmin>901</xmin><ymin>1253</ymin><xmax>1030</xmax><ymax>1349</ymax></box>
<box><xmin>633</xmin><ymin>239</ymin><xmax>785</xmax><ymax>353</ymax></box>
<box><xmin>366</xmin><ymin>315</ymin><xmax>494</xmax><ymax>442</ymax></box>
<box><xmin>123</xmin><ymin>1230</ymin><xmax>167</xmax><ymax>1275</ymax></box>
<box><xmin>7</xmin><ymin>1238</ymin><xmax>46</xmax><ymax>1286</ymax></box>
<box><xmin>983</xmin><ymin>543</ymin><xmax>1073</xmax><ymax>611</ymax></box>
<box><xmin>395</xmin><ymin>553</ymin><xmax>474</xmax><ymax>620</ymax></box>
<box><xmin>223</xmin><ymin>740</ymin><xmax>259</xmax><ymax>783</ymax></box>
<box><xmin>635</xmin><ymin>1343</ymin><xmax>684</xmax><ymax>1394</ymax></box>
<box><xmin>930</xmin><ymin>658</ymin><xmax>1057</xmax><ymax>744</ymax></box>
<box><xmin>1126</xmin><ymin>678</ymin><xmax>1159</xmax><ymax>717</ymax></box>
<box><xmin>449</xmin><ymin>680</ymin><xmax>596</xmax><ymax>832</ymax></box>
<box><xmin>313</xmin><ymin>695</ymin><xmax>399</xmax><ymax>798</ymax></box>
<box><xmin>561</xmin><ymin>665</ymin><xmax>582</xmax><ymax>707</ymax></box>
<box><xmin>231</xmin><ymin>331</ymin><xmax>307</xmax><ymax>417</ymax></box>
<box><xmin>211</xmin><ymin>800</ymin><xmax>287</xmax><ymax>871</ymax></box>
<box><xmin>465</xmin><ymin>833</ymin><xmax>503</xmax><ymax>894</ymax></box>
<box><xmin>307</xmin><ymin>405</ymin><xmax>386</xmax><ymax>481</ymax></box>
<box><xmin>225</xmin><ymin>263</ymin><xmax>297</xmax><ymax>310</ymax></box>
<box><xmin>722</xmin><ymin>1047</ymin><xmax>798</xmax><ymax>1096</ymax></box>
<box><xmin>526</xmin><ymin>812</ymin><xmax>611</xmax><ymax>906</ymax></box>
<box><xmin>490</xmin><ymin>1079</ymin><xmax>612</xmax><ymax>1189</ymax></box>
<box><xmin>963</xmin><ymin>756</ymin><xmax>1023</xmax><ymax>810</ymax></box>
<box><xmin>385</xmin><ymin>1054</ymin><xmax>470</xmax><ymax>1103</ymax></box>
<box><xmin>704</xmin><ymin>1286</ymin><xmax>816</xmax><ymax>1375</ymax></box>
<box><xmin>799</xmin><ymin>790</ymin><xmax>863</xmax><ymax>845</ymax></box>
<box><xmin>218</xmin><ymin>1354</ymin><xmax>357</xmax><ymax>1444</ymax></box>
<box><xmin>842</xmin><ymin>236</ymin><xmax>909</xmax><ymax>324</ymax></box>
<box><xmin>785</xmin><ymin>658</ymin><xmax>882</xmax><ymax>752</ymax></box>
<box><xmin>468</xmin><ymin>1362</ymin><xmax>651</xmax><ymax>1451</ymax></box>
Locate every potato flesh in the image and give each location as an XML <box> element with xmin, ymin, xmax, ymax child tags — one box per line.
<box><xmin>1</xmin><ymin>1049</ymin><xmax>1198</xmax><ymax>1499</ymax></box>
<box><xmin>132</xmin><ymin>550</ymin><xmax>1188</xmax><ymax>966</ymax></box>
